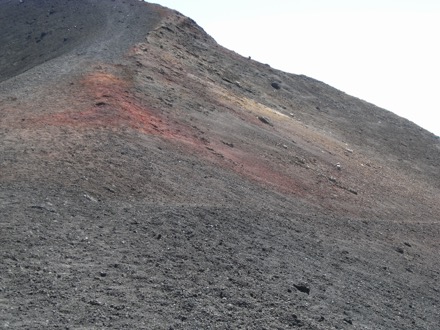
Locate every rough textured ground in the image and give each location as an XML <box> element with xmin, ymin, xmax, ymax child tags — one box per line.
<box><xmin>1</xmin><ymin>0</ymin><xmax>439</xmax><ymax>329</ymax></box>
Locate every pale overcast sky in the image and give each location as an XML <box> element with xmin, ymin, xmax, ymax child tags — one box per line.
<box><xmin>151</xmin><ymin>1</ymin><xmax>440</xmax><ymax>136</ymax></box>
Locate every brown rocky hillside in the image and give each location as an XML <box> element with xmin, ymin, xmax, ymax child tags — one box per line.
<box><xmin>1</xmin><ymin>1</ymin><xmax>439</xmax><ymax>329</ymax></box>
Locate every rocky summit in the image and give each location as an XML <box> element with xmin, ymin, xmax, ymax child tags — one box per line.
<box><xmin>1</xmin><ymin>0</ymin><xmax>439</xmax><ymax>329</ymax></box>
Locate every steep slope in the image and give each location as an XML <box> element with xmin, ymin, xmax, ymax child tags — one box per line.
<box><xmin>1</xmin><ymin>1</ymin><xmax>439</xmax><ymax>329</ymax></box>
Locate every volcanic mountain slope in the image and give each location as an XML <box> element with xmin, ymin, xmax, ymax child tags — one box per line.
<box><xmin>1</xmin><ymin>0</ymin><xmax>439</xmax><ymax>329</ymax></box>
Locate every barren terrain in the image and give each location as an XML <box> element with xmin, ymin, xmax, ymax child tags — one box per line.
<box><xmin>1</xmin><ymin>1</ymin><xmax>439</xmax><ymax>329</ymax></box>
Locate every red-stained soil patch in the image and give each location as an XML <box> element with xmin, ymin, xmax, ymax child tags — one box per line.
<box><xmin>209</xmin><ymin>142</ymin><xmax>309</xmax><ymax>197</ymax></box>
<box><xmin>33</xmin><ymin>72</ymin><xmax>191</xmax><ymax>142</ymax></box>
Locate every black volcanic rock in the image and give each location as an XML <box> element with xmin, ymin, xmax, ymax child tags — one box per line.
<box><xmin>1</xmin><ymin>0</ymin><xmax>439</xmax><ymax>329</ymax></box>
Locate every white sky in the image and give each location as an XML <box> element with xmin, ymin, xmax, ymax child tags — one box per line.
<box><xmin>151</xmin><ymin>1</ymin><xmax>440</xmax><ymax>136</ymax></box>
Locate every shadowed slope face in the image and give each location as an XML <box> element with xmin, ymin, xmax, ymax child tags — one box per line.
<box><xmin>1</xmin><ymin>1</ymin><xmax>440</xmax><ymax>329</ymax></box>
<box><xmin>0</xmin><ymin>0</ymin><xmax>102</xmax><ymax>81</ymax></box>
<box><xmin>0</xmin><ymin>0</ymin><xmax>164</xmax><ymax>82</ymax></box>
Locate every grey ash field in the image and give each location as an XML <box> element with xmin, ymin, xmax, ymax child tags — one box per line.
<box><xmin>1</xmin><ymin>0</ymin><xmax>439</xmax><ymax>329</ymax></box>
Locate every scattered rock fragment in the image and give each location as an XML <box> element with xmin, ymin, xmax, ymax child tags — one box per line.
<box><xmin>348</xmin><ymin>188</ymin><xmax>358</xmax><ymax>195</ymax></box>
<box><xmin>30</xmin><ymin>203</ymin><xmax>57</xmax><ymax>213</ymax></box>
<box><xmin>104</xmin><ymin>186</ymin><xmax>116</xmax><ymax>193</ymax></box>
<box><xmin>257</xmin><ymin>116</ymin><xmax>273</xmax><ymax>126</ymax></box>
<box><xmin>287</xmin><ymin>314</ymin><xmax>303</xmax><ymax>326</ymax></box>
<box><xmin>221</xmin><ymin>141</ymin><xmax>234</xmax><ymax>148</ymax></box>
<box><xmin>271</xmin><ymin>82</ymin><xmax>281</xmax><ymax>90</ymax></box>
<box><xmin>83</xmin><ymin>193</ymin><xmax>98</xmax><ymax>202</ymax></box>
<box><xmin>293</xmin><ymin>284</ymin><xmax>310</xmax><ymax>295</ymax></box>
<box><xmin>222</xmin><ymin>76</ymin><xmax>233</xmax><ymax>84</ymax></box>
<box><xmin>89</xmin><ymin>300</ymin><xmax>103</xmax><ymax>306</ymax></box>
